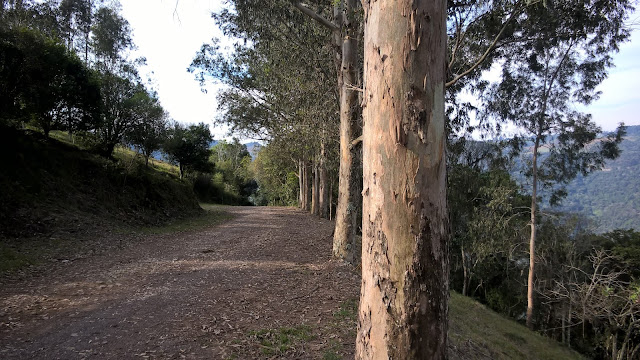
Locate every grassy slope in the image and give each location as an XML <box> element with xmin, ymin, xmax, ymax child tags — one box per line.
<box><xmin>0</xmin><ymin>126</ymin><xmax>206</xmax><ymax>272</ymax></box>
<box><xmin>449</xmin><ymin>292</ymin><xmax>583</xmax><ymax>359</ymax></box>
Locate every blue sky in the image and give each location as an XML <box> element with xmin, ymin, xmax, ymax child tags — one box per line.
<box><xmin>120</xmin><ymin>1</ymin><xmax>640</xmax><ymax>140</ymax></box>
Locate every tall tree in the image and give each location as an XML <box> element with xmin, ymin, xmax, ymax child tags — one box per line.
<box><xmin>482</xmin><ymin>0</ymin><xmax>633</xmax><ymax>328</ymax></box>
<box><xmin>192</xmin><ymin>0</ymin><xmax>361</xmax><ymax>259</ymax></box>
<box><xmin>91</xmin><ymin>5</ymin><xmax>132</xmax><ymax>66</ymax></box>
<box><xmin>291</xmin><ymin>0</ymin><xmax>362</xmax><ymax>261</ymax></box>
<box><xmin>59</xmin><ymin>0</ymin><xmax>95</xmax><ymax>64</ymax></box>
<box><xmin>190</xmin><ymin>1</ymin><xmax>339</xmax><ymax>217</ymax></box>
<box><xmin>357</xmin><ymin>0</ymin><xmax>449</xmax><ymax>358</ymax></box>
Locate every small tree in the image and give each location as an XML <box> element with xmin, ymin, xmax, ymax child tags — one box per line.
<box><xmin>163</xmin><ymin>122</ymin><xmax>213</xmax><ymax>179</ymax></box>
<box><xmin>482</xmin><ymin>0</ymin><xmax>633</xmax><ymax>328</ymax></box>
<box><xmin>94</xmin><ymin>68</ymin><xmax>142</xmax><ymax>157</ymax></box>
<box><xmin>126</xmin><ymin>93</ymin><xmax>167</xmax><ymax>167</ymax></box>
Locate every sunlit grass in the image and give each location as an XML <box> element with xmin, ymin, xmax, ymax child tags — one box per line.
<box><xmin>248</xmin><ymin>325</ymin><xmax>314</xmax><ymax>356</ymax></box>
<box><xmin>138</xmin><ymin>204</ymin><xmax>233</xmax><ymax>235</ymax></box>
<box><xmin>449</xmin><ymin>292</ymin><xmax>584</xmax><ymax>359</ymax></box>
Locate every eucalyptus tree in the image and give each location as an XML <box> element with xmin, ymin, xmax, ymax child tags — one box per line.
<box><xmin>91</xmin><ymin>4</ymin><xmax>132</xmax><ymax>67</ymax></box>
<box><xmin>356</xmin><ymin>0</ymin><xmax>449</xmax><ymax>357</ymax></box>
<box><xmin>190</xmin><ymin>0</ymin><xmax>339</xmax><ymax>216</ymax></box>
<box><xmin>288</xmin><ymin>0</ymin><xmax>363</xmax><ymax>260</ymax></box>
<box><xmin>191</xmin><ymin>0</ymin><xmax>363</xmax><ymax>259</ymax></box>
<box><xmin>58</xmin><ymin>0</ymin><xmax>96</xmax><ymax>63</ymax></box>
<box><xmin>481</xmin><ymin>0</ymin><xmax>633</xmax><ymax>328</ymax></box>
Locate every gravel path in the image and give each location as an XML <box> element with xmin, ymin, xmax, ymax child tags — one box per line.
<box><xmin>0</xmin><ymin>207</ymin><xmax>360</xmax><ymax>359</ymax></box>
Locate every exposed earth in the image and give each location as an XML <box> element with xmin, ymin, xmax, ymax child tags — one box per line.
<box><xmin>0</xmin><ymin>207</ymin><xmax>361</xmax><ymax>359</ymax></box>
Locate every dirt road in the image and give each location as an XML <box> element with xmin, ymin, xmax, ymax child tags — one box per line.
<box><xmin>0</xmin><ymin>207</ymin><xmax>360</xmax><ymax>359</ymax></box>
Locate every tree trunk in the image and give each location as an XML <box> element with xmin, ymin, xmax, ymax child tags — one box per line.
<box><xmin>356</xmin><ymin>0</ymin><xmax>449</xmax><ymax>358</ymax></box>
<box><xmin>527</xmin><ymin>136</ymin><xmax>540</xmax><ymax>329</ymax></box>
<box><xmin>312</xmin><ymin>163</ymin><xmax>320</xmax><ymax>215</ymax></box>
<box><xmin>567</xmin><ymin>302</ymin><xmax>571</xmax><ymax>346</ymax></box>
<box><xmin>298</xmin><ymin>159</ymin><xmax>304</xmax><ymax>209</ymax></box>
<box><xmin>332</xmin><ymin>0</ymin><xmax>360</xmax><ymax>262</ymax></box>
<box><xmin>319</xmin><ymin>138</ymin><xmax>329</xmax><ymax>218</ymax></box>
<box><xmin>330</xmin><ymin>179</ymin><xmax>334</xmax><ymax>221</ymax></box>
<box><xmin>462</xmin><ymin>242</ymin><xmax>469</xmax><ymax>297</ymax></box>
<box><xmin>302</xmin><ymin>161</ymin><xmax>311</xmax><ymax>211</ymax></box>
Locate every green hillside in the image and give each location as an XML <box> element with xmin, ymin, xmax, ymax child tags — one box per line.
<box><xmin>0</xmin><ymin>125</ymin><xmax>203</xmax><ymax>239</ymax></box>
<box><xmin>558</xmin><ymin>125</ymin><xmax>640</xmax><ymax>232</ymax></box>
<box><xmin>449</xmin><ymin>293</ymin><xmax>583</xmax><ymax>359</ymax></box>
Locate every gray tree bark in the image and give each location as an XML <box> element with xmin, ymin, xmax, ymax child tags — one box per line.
<box><xmin>332</xmin><ymin>0</ymin><xmax>360</xmax><ymax>263</ymax></box>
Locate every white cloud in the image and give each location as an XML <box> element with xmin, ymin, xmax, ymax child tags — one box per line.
<box><xmin>120</xmin><ymin>0</ymin><xmax>230</xmax><ymax>139</ymax></box>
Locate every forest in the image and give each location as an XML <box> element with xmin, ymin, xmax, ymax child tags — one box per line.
<box><xmin>1</xmin><ymin>0</ymin><xmax>640</xmax><ymax>359</ymax></box>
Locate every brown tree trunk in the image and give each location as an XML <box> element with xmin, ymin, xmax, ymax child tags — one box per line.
<box><xmin>527</xmin><ymin>136</ymin><xmax>540</xmax><ymax>329</ymax></box>
<box><xmin>298</xmin><ymin>160</ymin><xmax>304</xmax><ymax>209</ymax></box>
<box><xmin>330</xmin><ymin>179</ymin><xmax>334</xmax><ymax>221</ymax></box>
<box><xmin>332</xmin><ymin>0</ymin><xmax>360</xmax><ymax>262</ymax></box>
<box><xmin>303</xmin><ymin>161</ymin><xmax>311</xmax><ymax>211</ymax></box>
<box><xmin>319</xmin><ymin>138</ymin><xmax>330</xmax><ymax>218</ymax></box>
<box><xmin>312</xmin><ymin>163</ymin><xmax>320</xmax><ymax>215</ymax></box>
<box><xmin>356</xmin><ymin>0</ymin><xmax>449</xmax><ymax>358</ymax></box>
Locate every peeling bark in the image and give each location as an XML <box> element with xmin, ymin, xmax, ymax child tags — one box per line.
<box><xmin>357</xmin><ymin>0</ymin><xmax>449</xmax><ymax>358</ymax></box>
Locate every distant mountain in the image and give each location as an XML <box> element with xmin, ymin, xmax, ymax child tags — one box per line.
<box><xmin>556</xmin><ymin>125</ymin><xmax>640</xmax><ymax>232</ymax></box>
<box><xmin>244</xmin><ymin>142</ymin><xmax>262</xmax><ymax>159</ymax></box>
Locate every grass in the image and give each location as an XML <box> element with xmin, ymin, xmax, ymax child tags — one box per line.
<box><xmin>322</xmin><ymin>340</ymin><xmax>343</xmax><ymax>360</ymax></box>
<box><xmin>449</xmin><ymin>292</ymin><xmax>584</xmax><ymax>359</ymax></box>
<box><xmin>112</xmin><ymin>145</ymin><xmax>180</xmax><ymax>178</ymax></box>
<box><xmin>313</xmin><ymin>294</ymin><xmax>583</xmax><ymax>360</ymax></box>
<box><xmin>333</xmin><ymin>298</ymin><xmax>358</xmax><ymax>321</ymax></box>
<box><xmin>0</xmin><ymin>243</ymin><xmax>35</xmax><ymax>272</ymax></box>
<box><xmin>248</xmin><ymin>325</ymin><xmax>314</xmax><ymax>356</ymax></box>
<box><xmin>139</xmin><ymin>204</ymin><xmax>233</xmax><ymax>235</ymax></box>
<box><xmin>48</xmin><ymin>129</ymin><xmax>181</xmax><ymax>178</ymax></box>
<box><xmin>0</xmin><ymin>235</ymin><xmax>94</xmax><ymax>275</ymax></box>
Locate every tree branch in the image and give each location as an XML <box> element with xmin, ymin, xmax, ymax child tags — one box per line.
<box><xmin>292</xmin><ymin>2</ymin><xmax>340</xmax><ymax>32</ymax></box>
<box><xmin>446</xmin><ymin>4</ymin><xmax>522</xmax><ymax>89</ymax></box>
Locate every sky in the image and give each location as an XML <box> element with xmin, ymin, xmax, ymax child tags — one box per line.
<box><xmin>120</xmin><ymin>0</ymin><xmax>229</xmax><ymax>139</ymax></box>
<box><xmin>120</xmin><ymin>1</ymin><xmax>640</xmax><ymax>140</ymax></box>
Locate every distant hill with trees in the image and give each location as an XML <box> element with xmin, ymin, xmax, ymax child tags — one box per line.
<box><xmin>557</xmin><ymin>125</ymin><xmax>640</xmax><ymax>232</ymax></box>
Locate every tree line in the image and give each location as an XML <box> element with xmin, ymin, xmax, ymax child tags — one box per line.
<box><xmin>188</xmin><ymin>0</ymin><xmax>638</xmax><ymax>358</ymax></box>
<box><xmin>0</xmin><ymin>0</ymin><xmax>231</xmax><ymax>191</ymax></box>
